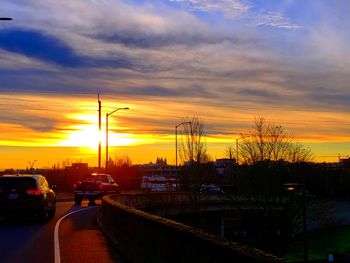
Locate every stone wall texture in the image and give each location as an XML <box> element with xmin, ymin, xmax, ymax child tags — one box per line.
<box><xmin>98</xmin><ymin>194</ymin><xmax>284</xmax><ymax>263</ymax></box>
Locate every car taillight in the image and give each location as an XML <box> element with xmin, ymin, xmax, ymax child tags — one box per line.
<box><xmin>26</xmin><ymin>189</ymin><xmax>42</xmax><ymax>195</ymax></box>
<box><xmin>74</xmin><ymin>182</ymin><xmax>82</xmax><ymax>190</ymax></box>
<box><xmin>99</xmin><ymin>184</ymin><xmax>103</xmax><ymax>190</ymax></box>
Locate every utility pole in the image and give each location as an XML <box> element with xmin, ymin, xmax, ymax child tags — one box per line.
<box><xmin>302</xmin><ymin>188</ymin><xmax>308</xmax><ymax>263</ymax></box>
<box><xmin>285</xmin><ymin>183</ymin><xmax>308</xmax><ymax>263</ymax></box>
<box><xmin>236</xmin><ymin>138</ymin><xmax>239</xmax><ymax>165</ymax></box>
<box><xmin>98</xmin><ymin>94</ymin><xmax>102</xmax><ymax>172</ymax></box>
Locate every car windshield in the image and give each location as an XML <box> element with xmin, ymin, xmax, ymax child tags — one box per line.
<box><xmin>0</xmin><ymin>177</ymin><xmax>37</xmax><ymax>191</ymax></box>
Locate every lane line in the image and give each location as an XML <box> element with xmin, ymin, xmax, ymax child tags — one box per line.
<box><xmin>54</xmin><ymin>206</ymin><xmax>99</xmax><ymax>263</ymax></box>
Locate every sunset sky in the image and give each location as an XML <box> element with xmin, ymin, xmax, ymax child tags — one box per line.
<box><xmin>1</xmin><ymin>0</ymin><xmax>350</xmax><ymax>169</ymax></box>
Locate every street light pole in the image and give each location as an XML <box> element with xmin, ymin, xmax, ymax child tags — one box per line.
<box><xmin>300</xmin><ymin>188</ymin><xmax>309</xmax><ymax>263</ymax></box>
<box><xmin>175</xmin><ymin>121</ymin><xmax>191</xmax><ymax>168</ymax></box>
<box><xmin>285</xmin><ymin>183</ymin><xmax>308</xmax><ymax>263</ymax></box>
<box><xmin>236</xmin><ymin>138</ymin><xmax>239</xmax><ymax>165</ymax></box>
<box><xmin>98</xmin><ymin>94</ymin><xmax>102</xmax><ymax>172</ymax></box>
<box><xmin>106</xmin><ymin>112</ymin><xmax>109</xmax><ymax>171</ymax></box>
<box><xmin>105</xmin><ymin>107</ymin><xmax>129</xmax><ymax>172</ymax></box>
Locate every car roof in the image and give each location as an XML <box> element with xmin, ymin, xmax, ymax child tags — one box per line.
<box><xmin>1</xmin><ymin>174</ymin><xmax>43</xmax><ymax>179</ymax></box>
<box><xmin>90</xmin><ymin>173</ymin><xmax>111</xmax><ymax>176</ymax></box>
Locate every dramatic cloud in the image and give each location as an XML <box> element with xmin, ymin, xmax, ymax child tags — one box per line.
<box><xmin>1</xmin><ymin>0</ymin><xmax>350</xmax><ymax>166</ymax></box>
<box><xmin>169</xmin><ymin>0</ymin><xmax>251</xmax><ymax>18</ymax></box>
<box><xmin>2</xmin><ymin>0</ymin><xmax>236</xmax><ymax>48</ymax></box>
<box><xmin>254</xmin><ymin>11</ymin><xmax>302</xmax><ymax>29</ymax></box>
<box><xmin>169</xmin><ymin>0</ymin><xmax>301</xmax><ymax>29</ymax></box>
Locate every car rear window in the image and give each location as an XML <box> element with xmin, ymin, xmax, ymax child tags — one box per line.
<box><xmin>97</xmin><ymin>175</ymin><xmax>108</xmax><ymax>183</ymax></box>
<box><xmin>0</xmin><ymin>177</ymin><xmax>37</xmax><ymax>191</ymax></box>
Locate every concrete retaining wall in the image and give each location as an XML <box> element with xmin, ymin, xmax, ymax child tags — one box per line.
<box><xmin>98</xmin><ymin>194</ymin><xmax>284</xmax><ymax>263</ymax></box>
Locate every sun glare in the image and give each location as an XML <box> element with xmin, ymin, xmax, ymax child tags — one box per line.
<box><xmin>58</xmin><ymin>113</ymin><xmax>139</xmax><ymax>149</ymax></box>
<box><xmin>59</xmin><ymin>124</ymin><xmax>100</xmax><ymax>149</ymax></box>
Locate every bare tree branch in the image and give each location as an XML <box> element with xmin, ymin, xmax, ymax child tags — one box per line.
<box><xmin>179</xmin><ymin>117</ymin><xmax>207</xmax><ymax>165</ymax></box>
<box><xmin>240</xmin><ymin>117</ymin><xmax>313</xmax><ymax>164</ymax></box>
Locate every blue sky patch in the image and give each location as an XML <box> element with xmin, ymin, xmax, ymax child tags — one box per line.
<box><xmin>0</xmin><ymin>29</ymin><xmax>81</xmax><ymax>67</ymax></box>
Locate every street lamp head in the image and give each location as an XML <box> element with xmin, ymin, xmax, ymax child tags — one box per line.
<box><xmin>108</xmin><ymin>107</ymin><xmax>129</xmax><ymax>116</ymax></box>
<box><xmin>284</xmin><ymin>183</ymin><xmax>304</xmax><ymax>191</ymax></box>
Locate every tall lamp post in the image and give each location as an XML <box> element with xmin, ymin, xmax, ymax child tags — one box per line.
<box><xmin>285</xmin><ymin>183</ymin><xmax>308</xmax><ymax>263</ymax></box>
<box><xmin>106</xmin><ymin>107</ymin><xmax>129</xmax><ymax>171</ymax></box>
<box><xmin>175</xmin><ymin>121</ymin><xmax>191</xmax><ymax>168</ymax></box>
<box><xmin>98</xmin><ymin>95</ymin><xmax>102</xmax><ymax>172</ymax></box>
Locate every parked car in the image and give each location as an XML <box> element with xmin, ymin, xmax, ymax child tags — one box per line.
<box><xmin>200</xmin><ymin>184</ymin><xmax>224</xmax><ymax>194</ymax></box>
<box><xmin>0</xmin><ymin>174</ymin><xmax>56</xmax><ymax>221</ymax></box>
<box><xmin>73</xmin><ymin>173</ymin><xmax>119</xmax><ymax>205</ymax></box>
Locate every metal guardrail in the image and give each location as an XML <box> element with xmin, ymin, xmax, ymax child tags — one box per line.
<box><xmin>108</xmin><ymin>192</ymin><xmax>244</xmax><ymax>209</ymax></box>
<box><xmin>110</xmin><ymin>192</ymin><xmax>193</xmax><ymax>208</ymax></box>
<box><xmin>109</xmin><ymin>192</ymin><xmax>288</xmax><ymax>212</ymax></box>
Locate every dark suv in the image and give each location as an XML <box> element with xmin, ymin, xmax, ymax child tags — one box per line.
<box><xmin>0</xmin><ymin>174</ymin><xmax>56</xmax><ymax>221</ymax></box>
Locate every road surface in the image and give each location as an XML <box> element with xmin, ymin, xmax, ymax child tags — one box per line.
<box><xmin>0</xmin><ymin>201</ymin><xmax>125</xmax><ymax>263</ymax></box>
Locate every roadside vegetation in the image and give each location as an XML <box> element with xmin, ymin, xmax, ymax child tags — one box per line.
<box><xmin>284</xmin><ymin>225</ymin><xmax>350</xmax><ymax>262</ymax></box>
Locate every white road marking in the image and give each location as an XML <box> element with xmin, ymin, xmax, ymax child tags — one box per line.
<box><xmin>54</xmin><ymin>206</ymin><xmax>99</xmax><ymax>263</ymax></box>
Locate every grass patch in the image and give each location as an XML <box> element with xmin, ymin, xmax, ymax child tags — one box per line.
<box><xmin>283</xmin><ymin>225</ymin><xmax>350</xmax><ymax>262</ymax></box>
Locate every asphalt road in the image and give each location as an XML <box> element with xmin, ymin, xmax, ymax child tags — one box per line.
<box><xmin>0</xmin><ymin>201</ymin><xmax>125</xmax><ymax>263</ymax></box>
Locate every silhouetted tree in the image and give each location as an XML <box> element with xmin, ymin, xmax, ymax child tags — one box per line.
<box><xmin>114</xmin><ymin>154</ymin><xmax>132</xmax><ymax>167</ymax></box>
<box><xmin>109</xmin><ymin>155</ymin><xmax>141</xmax><ymax>190</ymax></box>
<box><xmin>178</xmin><ymin>117</ymin><xmax>214</xmax><ymax>226</ymax></box>
<box><xmin>179</xmin><ymin>116</ymin><xmax>208</xmax><ymax>165</ymax></box>
<box><xmin>225</xmin><ymin>118</ymin><xmax>314</xmax><ymax>253</ymax></box>
<box><xmin>239</xmin><ymin>117</ymin><xmax>313</xmax><ymax>164</ymax></box>
<box><xmin>226</xmin><ymin>145</ymin><xmax>236</xmax><ymax>161</ymax></box>
<box><xmin>237</xmin><ymin>161</ymin><xmax>289</xmax><ymax>252</ymax></box>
